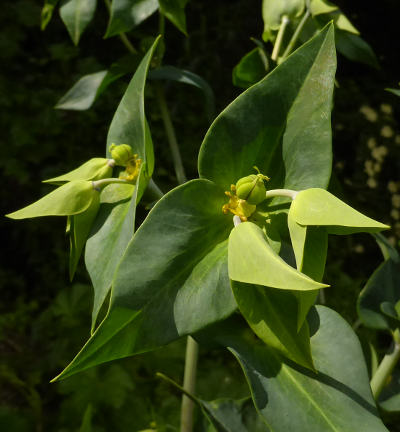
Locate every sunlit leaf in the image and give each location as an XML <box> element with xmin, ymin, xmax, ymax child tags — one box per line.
<box><xmin>59</xmin><ymin>0</ymin><xmax>97</xmax><ymax>45</ymax></box>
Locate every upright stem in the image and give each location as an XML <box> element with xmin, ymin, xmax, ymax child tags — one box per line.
<box><xmin>280</xmin><ymin>9</ymin><xmax>311</xmax><ymax>62</ymax></box>
<box><xmin>155</xmin><ymin>83</ymin><xmax>187</xmax><ymax>184</ymax></box>
<box><xmin>271</xmin><ymin>15</ymin><xmax>290</xmax><ymax>61</ymax></box>
<box><xmin>180</xmin><ymin>336</ymin><xmax>199</xmax><ymax>432</ymax></box>
<box><xmin>370</xmin><ymin>332</ymin><xmax>400</xmax><ymax>399</ymax></box>
<box><xmin>265</xmin><ymin>188</ymin><xmax>298</xmax><ymax>200</ymax></box>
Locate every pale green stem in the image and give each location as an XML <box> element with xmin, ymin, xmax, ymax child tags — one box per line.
<box><xmin>280</xmin><ymin>9</ymin><xmax>311</xmax><ymax>62</ymax></box>
<box><xmin>265</xmin><ymin>188</ymin><xmax>298</xmax><ymax>200</ymax></box>
<box><xmin>92</xmin><ymin>178</ymin><xmax>131</xmax><ymax>190</ymax></box>
<box><xmin>370</xmin><ymin>330</ymin><xmax>400</xmax><ymax>399</ymax></box>
<box><xmin>271</xmin><ymin>15</ymin><xmax>290</xmax><ymax>61</ymax></box>
<box><xmin>155</xmin><ymin>83</ymin><xmax>187</xmax><ymax>184</ymax></box>
<box><xmin>103</xmin><ymin>0</ymin><xmax>137</xmax><ymax>54</ymax></box>
<box><xmin>180</xmin><ymin>336</ymin><xmax>199</xmax><ymax>432</ymax></box>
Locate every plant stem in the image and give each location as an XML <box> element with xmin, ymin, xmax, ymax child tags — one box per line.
<box><xmin>265</xmin><ymin>188</ymin><xmax>298</xmax><ymax>200</ymax></box>
<box><xmin>103</xmin><ymin>0</ymin><xmax>137</xmax><ymax>54</ymax></box>
<box><xmin>155</xmin><ymin>83</ymin><xmax>187</xmax><ymax>184</ymax></box>
<box><xmin>370</xmin><ymin>331</ymin><xmax>400</xmax><ymax>399</ymax></box>
<box><xmin>280</xmin><ymin>9</ymin><xmax>311</xmax><ymax>62</ymax></box>
<box><xmin>180</xmin><ymin>336</ymin><xmax>199</xmax><ymax>432</ymax></box>
<box><xmin>271</xmin><ymin>15</ymin><xmax>290</xmax><ymax>61</ymax></box>
<box><xmin>92</xmin><ymin>178</ymin><xmax>131</xmax><ymax>190</ymax></box>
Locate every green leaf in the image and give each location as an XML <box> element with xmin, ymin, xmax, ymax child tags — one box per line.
<box><xmin>290</xmin><ymin>188</ymin><xmax>389</xmax><ymax>233</ymax></box>
<box><xmin>386</xmin><ymin>87</ymin><xmax>400</xmax><ymax>97</ymax></box>
<box><xmin>106</xmin><ymin>37</ymin><xmax>160</xmax><ymax>178</ymax></box>
<box><xmin>149</xmin><ymin>65</ymin><xmax>216</xmax><ymax>121</ymax></box>
<box><xmin>262</xmin><ymin>0</ymin><xmax>305</xmax><ymax>31</ymax></box>
<box><xmin>53</xmin><ymin>179</ymin><xmax>237</xmax><ymax>380</ymax></box>
<box><xmin>379</xmin><ymin>369</ymin><xmax>400</xmax><ymax>412</ymax></box>
<box><xmin>85</xmin><ymin>181</ymin><xmax>136</xmax><ymax>331</ymax></box>
<box><xmin>55</xmin><ymin>55</ymin><xmax>142</xmax><ymax>111</ymax></box>
<box><xmin>6</xmin><ymin>181</ymin><xmax>97</xmax><ymax>219</ymax></box>
<box><xmin>232</xmin><ymin>48</ymin><xmax>268</xmax><ymax>89</ymax></box>
<box><xmin>216</xmin><ymin>306</ymin><xmax>389</xmax><ymax>432</ymax></box>
<box><xmin>59</xmin><ymin>0</ymin><xmax>97</xmax><ymax>45</ymax></box>
<box><xmin>199</xmin><ymin>24</ymin><xmax>336</xmax><ymax>193</ymax></box>
<box><xmin>41</xmin><ymin>0</ymin><xmax>60</xmax><ymax>30</ymax></box>
<box><xmin>336</xmin><ymin>31</ymin><xmax>379</xmax><ymax>69</ymax></box>
<box><xmin>105</xmin><ymin>0</ymin><xmax>158</xmax><ymax>38</ymax></box>
<box><xmin>309</xmin><ymin>0</ymin><xmax>337</xmax><ymax>16</ymax></box>
<box><xmin>374</xmin><ymin>233</ymin><xmax>400</xmax><ymax>261</ymax></box>
<box><xmin>69</xmin><ymin>192</ymin><xmax>100</xmax><ymax>280</ymax></box>
<box><xmin>43</xmin><ymin>158</ymin><xmax>112</xmax><ymax>184</ymax></box>
<box><xmin>228</xmin><ymin>222</ymin><xmax>326</xmax><ymax>291</ymax></box>
<box><xmin>357</xmin><ymin>258</ymin><xmax>400</xmax><ymax>330</ymax></box>
<box><xmin>232</xmin><ymin>282</ymin><xmax>314</xmax><ymax>370</ymax></box>
<box><xmin>158</xmin><ymin>0</ymin><xmax>189</xmax><ymax>35</ymax></box>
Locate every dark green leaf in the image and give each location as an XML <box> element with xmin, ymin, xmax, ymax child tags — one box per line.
<box><xmin>379</xmin><ymin>368</ymin><xmax>400</xmax><ymax>412</ymax></box>
<box><xmin>232</xmin><ymin>48</ymin><xmax>268</xmax><ymax>89</ymax></box>
<box><xmin>59</xmin><ymin>0</ymin><xmax>97</xmax><ymax>45</ymax></box>
<box><xmin>149</xmin><ymin>65</ymin><xmax>215</xmax><ymax>121</ymax></box>
<box><xmin>357</xmin><ymin>258</ymin><xmax>400</xmax><ymax>330</ymax></box>
<box><xmin>105</xmin><ymin>0</ymin><xmax>158</xmax><ymax>38</ymax></box>
<box><xmin>386</xmin><ymin>88</ymin><xmax>400</xmax><ymax>97</ymax></box>
<box><xmin>231</xmin><ymin>282</ymin><xmax>314</xmax><ymax>370</ymax></box>
<box><xmin>198</xmin><ymin>24</ymin><xmax>336</xmax><ymax>193</ymax></box>
<box><xmin>158</xmin><ymin>0</ymin><xmax>189</xmax><ymax>35</ymax></box>
<box><xmin>215</xmin><ymin>306</ymin><xmax>389</xmax><ymax>432</ymax></box>
<box><xmin>336</xmin><ymin>31</ymin><xmax>379</xmax><ymax>69</ymax></box>
<box><xmin>53</xmin><ymin>179</ymin><xmax>237</xmax><ymax>380</ymax></box>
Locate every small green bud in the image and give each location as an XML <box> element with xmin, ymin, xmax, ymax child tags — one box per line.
<box><xmin>109</xmin><ymin>143</ymin><xmax>134</xmax><ymax>166</ymax></box>
<box><xmin>236</xmin><ymin>174</ymin><xmax>267</xmax><ymax>205</ymax></box>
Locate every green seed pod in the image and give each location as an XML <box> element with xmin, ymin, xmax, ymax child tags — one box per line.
<box><xmin>109</xmin><ymin>143</ymin><xmax>134</xmax><ymax>166</ymax></box>
<box><xmin>235</xmin><ymin>174</ymin><xmax>267</xmax><ymax>205</ymax></box>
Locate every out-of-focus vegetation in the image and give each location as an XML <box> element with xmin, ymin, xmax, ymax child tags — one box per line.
<box><xmin>1</xmin><ymin>0</ymin><xmax>400</xmax><ymax>430</ymax></box>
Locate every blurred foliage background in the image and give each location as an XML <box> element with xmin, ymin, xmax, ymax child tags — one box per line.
<box><xmin>1</xmin><ymin>0</ymin><xmax>400</xmax><ymax>430</ymax></box>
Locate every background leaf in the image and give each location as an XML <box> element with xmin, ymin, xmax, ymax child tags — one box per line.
<box><xmin>105</xmin><ymin>0</ymin><xmax>158</xmax><ymax>37</ymax></box>
<box><xmin>59</xmin><ymin>0</ymin><xmax>97</xmax><ymax>45</ymax></box>
<box><xmin>232</xmin><ymin>48</ymin><xmax>269</xmax><ymax>89</ymax></box>
<box><xmin>158</xmin><ymin>0</ymin><xmax>189</xmax><ymax>35</ymax></box>
<box><xmin>198</xmin><ymin>24</ymin><xmax>336</xmax><ymax>193</ymax></box>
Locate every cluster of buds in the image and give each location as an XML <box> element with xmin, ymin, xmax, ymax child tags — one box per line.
<box><xmin>109</xmin><ymin>143</ymin><xmax>141</xmax><ymax>182</ymax></box>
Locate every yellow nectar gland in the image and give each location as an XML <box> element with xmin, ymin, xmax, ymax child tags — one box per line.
<box><xmin>118</xmin><ymin>154</ymin><xmax>142</xmax><ymax>182</ymax></box>
<box><xmin>222</xmin><ymin>184</ymin><xmax>256</xmax><ymax>221</ymax></box>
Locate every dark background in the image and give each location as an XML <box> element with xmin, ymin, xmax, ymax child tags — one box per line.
<box><xmin>1</xmin><ymin>0</ymin><xmax>400</xmax><ymax>430</ymax></box>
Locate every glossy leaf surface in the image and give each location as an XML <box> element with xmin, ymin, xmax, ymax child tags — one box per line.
<box><xmin>228</xmin><ymin>222</ymin><xmax>326</xmax><ymax>291</ymax></box>
<box><xmin>199</xmin><ymin>24</ymin><xmax>336</xmax><ymax>193</ymax></box>
<box><xmin>54</xmin><ymin>180</ymin><xmax>237</xmax><ymax>379</ymax></box>
<box><xmin>216</xmin><ymin>306</ymin><xmax>388</xmax><ymax>432</ymax></box>
<box><xmin>290</xmin><ymin>188</ymin><xmax>389</xmax><ymax>233</ymax></box>
<box><xmin>232</xmin><ymin>282</ymin><xmax>314</xmax><ymax>370</ymax></box>
<box><xmin>59</xmin><ymin>0</ymin><xmax>97</xmax><ymax>45</ymax></box>
<box><xmin>43</xmin><ymin>158</ymin><xmax>112</xmax><ymax>184</ymax></box>
<box><xmin>6</xmin><ymin>181</ymin><xmax>97</xmax><ymax>219</ymax></box>
<box><xmin>105</xmin><ymin>0</ymin><xmax>158</xmax><ymax>37</ymax></box>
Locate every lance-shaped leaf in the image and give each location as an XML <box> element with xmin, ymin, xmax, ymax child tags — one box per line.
<box><xmin>228</xmin><ymin>222</ymin><xmax>326</xmax><ymax>291</ymax></box>
<box><xmin>158</xmin><ymin>0</ymin><xmax>189</xmax><ymax>35</ymax></box>
<box><xmin>290</xmin><ymin>188</ymin><xmax>389</xmax><ymax>234</ymax></box>
<box><xmin>310</xmin><ymin>0</ymin><xmax>337</xmax><ymax>16</ymax></box>
<box><xmin>105</xmin><ymin>37</ymin><xmax>159</xmax><ymax>178</ymax></box>
<box><xmin>232</xmin><ymin>281</ymin><xmax>314</xmax><ymax>370</ymax></box>
<box><xmin>59</xmin><ymin>0</ymin><xmax>97</xmax><ymax>45</ymax></box>
<box><xmin>69</xmin><ymin>192</ymin><xmax>100</xmax><ymax>280</ymax></box>
<box><xmin>6</xmin><ymin>181</ymin><xmax>97</xmax><ymax>219</ymax></box>
<box><xmin>213</xmin><ymin>306</ymin><xmax>389</xmax><ymax>432</ymax></box>
<box><xmin>53</xmin><ymin>179</ymin><xmax>237</xmax><ymax>380</ymax></box>
<box><xmin>105</xmin><ymin>0</ymin><xmax>158</xmax><ymax>38</ymax></box>
<box><xmin>232</xmin><ymin>48</ymin><xmax>269</xmax><ymax>89</ymax></box>
<box><xmin>43</xmin><ymin>158</ymin><xmax>112</xmax><ymax>184</ymax></box>
<box><xmin>198</xmin><ymin>24</ymin><xmax>336</xmax><ymax>193</ymax></box>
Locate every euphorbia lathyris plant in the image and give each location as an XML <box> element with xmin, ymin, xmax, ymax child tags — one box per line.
<box><xmin>7</xmin><ymin>23</ymin><xmax>393</xmax><ymax>431</ymax></box>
